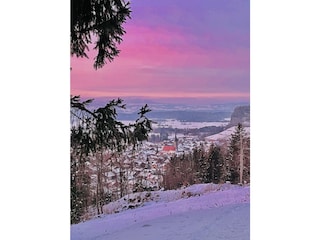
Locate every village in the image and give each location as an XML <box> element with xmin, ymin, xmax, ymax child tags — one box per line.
<box><xmin>91</xmin><ymin>120</ymin><xmax>247</xmax><ymax>202</ymax></box>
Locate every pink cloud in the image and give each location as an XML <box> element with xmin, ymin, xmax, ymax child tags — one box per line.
<box><xmin>120</xmin><ymin>25</ymin><xmax>248</xmax><ymax>69</ymax></box>
<box><xmin>71</xmin><ymin>23</ymin><xmax>249</xmax><ymax>100</ymax></box>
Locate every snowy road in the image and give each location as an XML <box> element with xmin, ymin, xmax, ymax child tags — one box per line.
<box><xmin>98</xmin><ymin>203</ymin><xmax>249</xmax><ymax>240</ymax></box>
<box><xmin>71</xmin><ymin>184</ymin><xmax>250</xmax><ymax>240</ymax></box>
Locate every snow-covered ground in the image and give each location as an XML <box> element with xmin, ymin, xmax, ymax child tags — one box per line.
<box><xmin>71</xmin><ymin>183</ymin><xmax>250</xmax><ymax>240</ymax></box>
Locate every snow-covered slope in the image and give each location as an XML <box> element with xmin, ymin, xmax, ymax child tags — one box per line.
<box><xmin>71</xmin><ymin>183</ymin><xmax>250</xmax><ymax>240</ymax></box>
<box><xmin>205</xmin><ymin>126</ymin><xmax>250</xmax><ymax>142</ymax></box>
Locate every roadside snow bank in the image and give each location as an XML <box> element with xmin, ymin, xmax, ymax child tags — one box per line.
<box><xmin>103</xmin><ymin>183</ymin><xmax>247</xmax><ymax>215</ymax></box>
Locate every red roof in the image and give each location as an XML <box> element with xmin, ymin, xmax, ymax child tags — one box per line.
<box><xmin>162</xmin><ymin>145</ymin><xmax>176</xmax><ymax>152</ymax></box>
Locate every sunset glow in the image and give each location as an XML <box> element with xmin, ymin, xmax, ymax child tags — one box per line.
<box><xmin>71</xmin><ymin>0</ymin><xmax>250</xmax><ymax>103</ymax></box>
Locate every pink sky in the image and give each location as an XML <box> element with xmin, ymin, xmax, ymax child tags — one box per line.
<box><xmin>71</xmin><ymin>0</ymin><xmax>250</xmax><ymax>103</ymax></box>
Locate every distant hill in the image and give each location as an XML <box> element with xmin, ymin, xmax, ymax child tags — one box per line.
<box><xmin>227</xmin><ymin>106</ymin><xmax>250</xmax><ymax>127</ymax></box>
<box><xmin>117</xmin><ymin>110</ymin><xmax>232</xmax><ymax>122</ymax></box>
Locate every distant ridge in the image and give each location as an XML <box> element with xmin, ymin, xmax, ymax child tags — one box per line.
<box><xmin>90</xmin><ymin>96</ymin><xmax>249</xmax><ymax>106</ymax></box>
<box><xmin>227</xmin><ymin>105</ymin><xmax>250</xmax><ymax>127</ymax></box>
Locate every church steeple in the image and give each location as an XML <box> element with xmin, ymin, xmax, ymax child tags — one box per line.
<box><xmin>174</xmin><ymin>132</ymin><xmax>178</xmax><ymax>152</ymax></box>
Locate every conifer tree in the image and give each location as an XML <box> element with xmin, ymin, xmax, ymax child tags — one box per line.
<box><xmin>208</xmin><ymin>144</ymin><xmax>225</xmax><ymax>184</ymax></box>
<box><xmin>226</xmin><ymin>123</ymin><xmax>250</xmax><ymax>184</ymax></box>
<box><xmin>71</xmin><ymin>0</ymin><xmax>131</xmax><ymax>69</ymax></box>
<box><xmin>70</xmin><ymin>0</ymin><xmax>153</xmax><ymax>224</ymax></box>
<box><xmin>193</xmin><ymin>144</ymin><xmax>211</xmax><ymax>183</ymax></box>
<box><xmin>70</xmin><ymin>97</ymin><xmax>153</xmax><ymax>223</ymax></box>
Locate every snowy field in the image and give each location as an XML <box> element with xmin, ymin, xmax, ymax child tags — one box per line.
<box><xmin>121</xmin><ymin>119</ymin><xmax>228</xmax><ymax>129</ymax></box>
<box><xmin>71</xmin><ymin>183</ymin><xmax>250</xmax><ymax>240</ymax></box>
<box><xmin>153</xmin><ymin>119</ymin><xmax>228</xmax><ymax>129</ymax></box>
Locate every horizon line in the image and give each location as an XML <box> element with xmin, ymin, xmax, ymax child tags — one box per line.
<box><xmin>71</xmin><ymin>90</ymin><xmax>250</xmax><ymax>100</ymax></box>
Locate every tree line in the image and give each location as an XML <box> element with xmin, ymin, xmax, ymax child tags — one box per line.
<box><xmin>163</xmin><ymin>123</ymin><xmax>250</xmax><ymax>190</ymax></box>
